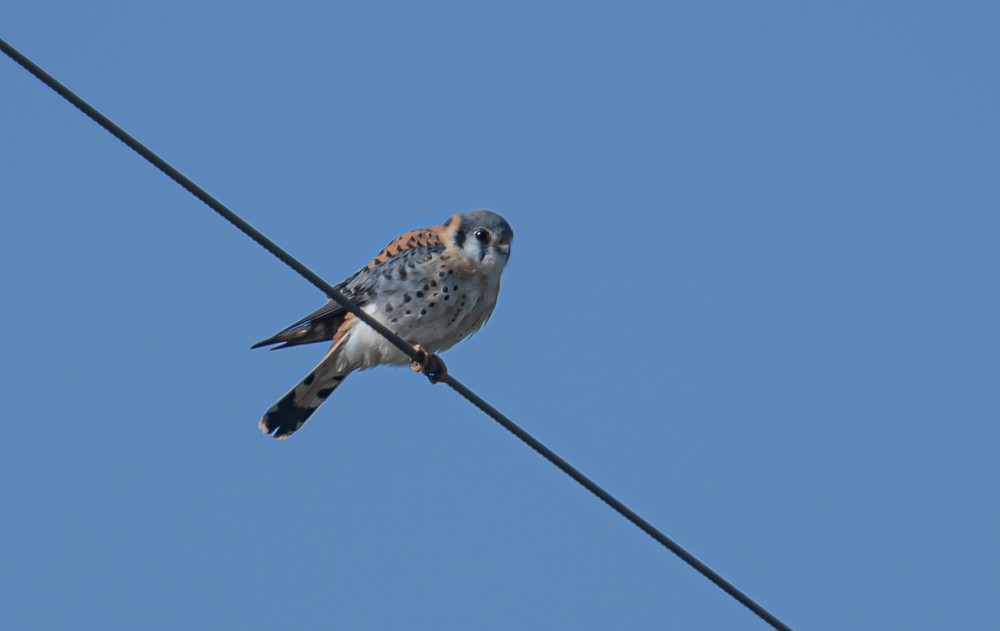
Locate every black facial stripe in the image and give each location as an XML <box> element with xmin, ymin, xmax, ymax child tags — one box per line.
<box><xmin>454</xmin><ymin>228</ymin><xmax>466</xmax><ymax>249</ymax></box>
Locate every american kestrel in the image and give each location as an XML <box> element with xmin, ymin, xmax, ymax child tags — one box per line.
<box><xmin>253</xmin><ymin>210</ymin><xmax>514</xmax><ymax>439</ymax></box>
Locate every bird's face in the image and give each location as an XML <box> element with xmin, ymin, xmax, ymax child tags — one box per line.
<box><xmin>448</xmin><ymin>210</ymin><xmax>514</xmax><ymax>271</ymax></box>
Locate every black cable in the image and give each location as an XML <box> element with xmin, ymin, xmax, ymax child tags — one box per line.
<box><xmin>446</xmin><ymin>376</ymin><xmax>792</xmax><ymax>630</ymax></box>
<box><xmin>0</xmin><ymin>37</ymin><xmax>420</xmax><ymax>366</ymax></box>
<box><xmin>1</xmin><ymin>36</ymin><xmax>794</xmax><ymax>631</ymax></box>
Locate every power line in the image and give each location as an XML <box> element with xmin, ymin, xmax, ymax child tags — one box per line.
<box><xmin>1</xmin><ymin>36</ymin><xmax>794</xmax><ymax>631</ymax></box>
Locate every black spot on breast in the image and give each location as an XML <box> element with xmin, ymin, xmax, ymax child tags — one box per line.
<box><xmin>405</xmin><ymin>310</ymin><xmax>412</xmax><ymax>315</ymax></box>
<box><xmin>430</xmin><ymin>280</ymin><xmax>438</xmax><ymax>287</ymax></box>
<box><xmin>398</xmin><ymin>267</ymin><xmax>407</xmax><ymax>279</ymax></box>
<box><xmin>390</xmin><ymin>317</ymin><xmax>398</xmax><ymax>323</ymax></box>
<box><xmin>423</xmin><ymin>284</ymin><xmax>430</xmax><ymax>291</ymax></box>
<box><xmin>416</xmin><ymin>291</ymin><xmax>424</xmax><ymax>298</ymax></box>
<box><xmin>438</xmin><ymin>271</ymin><xmax>446</xmax><ymax>278</ymax></box>
<box><xmin>444</xmin><ymin>295</ymin><xmax>450</xmax><ymax>301</ymax></box>
<box><xmin>452</xmin><ymin>284</ymin><xmax>459</xmax><ymax>290</ymax></box>
<box><xmin>420</xmin><ymin>309</ymin><xmax>427</xmax><ymax>315</ymax></box>
<box><xmin>384</xmin><ymin>304</ymin><xmax>393</xmax><ymax>313</ymax></box>
<box><xmin>448</xmin><ymin>302</ymin><xmax>466</xmax><ymax>325</ymax></box>
<box><xmin>429</xmin><ymin>302</ymin><xmax>435</xmax><ymax>308</ymax></box>
<box><xmin>403</xmin><ymin>293</ymin><xmax>411</xmax><ymax>302</ymax></box>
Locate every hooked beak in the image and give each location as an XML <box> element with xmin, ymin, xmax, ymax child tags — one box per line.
<box><xmin>493</xmin><ymin>241</ymin><xmax>511</xmax><ymax>257</ymax></box>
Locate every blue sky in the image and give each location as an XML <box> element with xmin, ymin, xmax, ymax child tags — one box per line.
<box><xmin>1</xmin><ymin>2</ymin><xmax>997</xmax><ymax>629</ymax></box>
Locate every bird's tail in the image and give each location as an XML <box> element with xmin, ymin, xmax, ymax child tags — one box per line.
<box><xmin>259</xmin><ymin>348</ymin><xmax>349</xmax><ymax>440</ymax></box>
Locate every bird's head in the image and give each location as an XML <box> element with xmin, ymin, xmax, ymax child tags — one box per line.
<box><xmin>445</xmin><ymin>210</ymin><xmax>514</xmax><ymax>270</ymax></box>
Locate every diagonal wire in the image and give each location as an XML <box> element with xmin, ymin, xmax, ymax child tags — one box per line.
<box><xmin>1</xmin><ymin>36</ymin><xmax>793</xmax><ymax>631</ymax></box>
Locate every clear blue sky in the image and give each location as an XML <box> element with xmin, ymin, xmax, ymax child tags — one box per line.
<box><xmin>2</xmin><ymin>2</ymin><xmax>997</xmax><ymax>629</ymax></box>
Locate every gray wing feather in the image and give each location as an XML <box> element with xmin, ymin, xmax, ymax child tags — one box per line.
<box><xmin>252</xmin><ymin>244</ymin><xmax>443</xmax><ymax>350</ymax></box>
<box><xmin>251</xmin><ymin>266</ymin><xmax>370</xmax><ymax>349</ymax></box>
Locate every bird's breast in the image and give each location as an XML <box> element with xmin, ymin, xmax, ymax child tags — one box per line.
<box><xmin>369</xmin><ymin>259</ymin><xmax>499</xmax><ymax>351</ymax></box>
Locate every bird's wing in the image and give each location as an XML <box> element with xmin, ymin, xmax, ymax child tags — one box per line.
<box><xmin>252</xmin><ymin>226</ymin><xmax>447</xmax><ymax>350</ymax></box>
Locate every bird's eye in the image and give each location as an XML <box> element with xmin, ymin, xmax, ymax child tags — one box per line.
<box><xmin>474</xmin><ymin>229</ymin><xmax>491</xmax><ymax>243</ymax></box>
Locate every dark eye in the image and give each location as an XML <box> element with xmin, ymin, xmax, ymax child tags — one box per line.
<box><xmin>474</xmin><ymin>229</ymin><xmax>491</xmax><ymax>243</ymax></box>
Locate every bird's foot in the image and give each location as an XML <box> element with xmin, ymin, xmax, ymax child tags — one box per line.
<box><xmin>410</xmin><ymin>344</ymin><xmax>448</xmax><ymax>384</ymax></box>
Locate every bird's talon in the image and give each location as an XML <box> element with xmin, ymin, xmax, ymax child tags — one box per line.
<box><xmin>409</xmin><ymin>344</ymin><xmax>447</xmax><ymax>384</ymax></box>
<box><xmin>424</xmin><ymin>355</ymin><xmax>448</xmax><ymax>384</ymax></box>
<box><xmin>410</xmin><ymin>346</ymin><xmax>428</xmax><ymax>373</ymax></box>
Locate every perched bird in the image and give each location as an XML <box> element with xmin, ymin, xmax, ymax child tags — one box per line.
<box><xmin>253</xmin><ymin>210</ymin><xmax>514</xmax><ymax>439</ymax></box>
